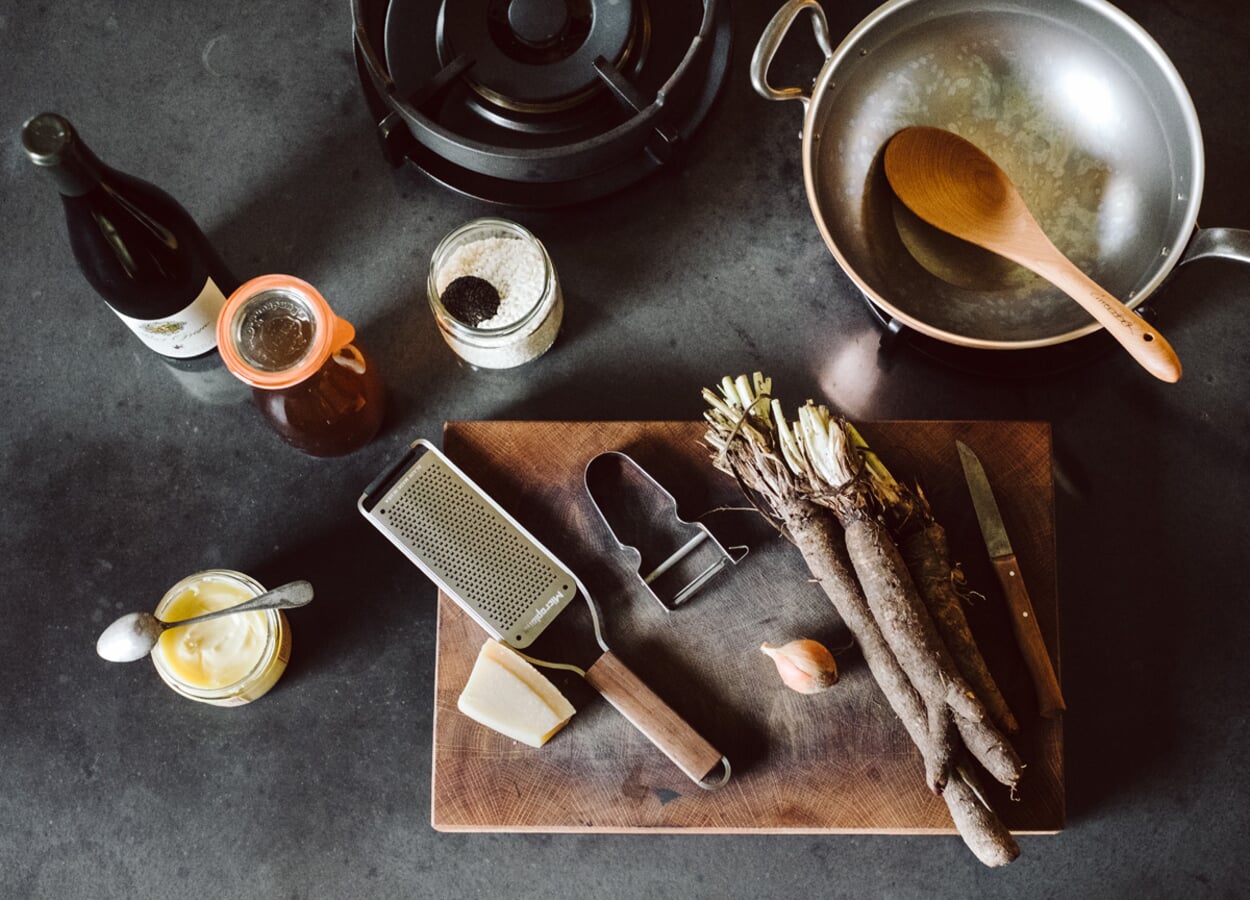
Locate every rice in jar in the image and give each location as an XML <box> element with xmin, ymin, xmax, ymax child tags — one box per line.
<box><xmin>427</xmin><ymin>218</ymin><xmax>564</xmax><ymax>369</ymax></box>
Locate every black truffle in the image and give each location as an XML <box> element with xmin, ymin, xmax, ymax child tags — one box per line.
<box><xmin>441</xmin><ymin>275</ymin><xmax>501</xmax><ymax>326</ymax></box>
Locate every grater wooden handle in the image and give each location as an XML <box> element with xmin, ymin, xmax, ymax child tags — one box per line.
<box><xmin>585</xmin><ymin>651</ymin><xmax>729</xmax><ymax>788</ymax></box>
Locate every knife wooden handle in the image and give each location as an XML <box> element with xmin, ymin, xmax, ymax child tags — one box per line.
<box><xmin>585</xmin><ymin>650</ymin><xmax>729</xmax><ymax>788</ymax></box>
<box><xmin>991</xmin><ymin>555</ymin><xmax>1066</xmax><ymax>717</ymax></box>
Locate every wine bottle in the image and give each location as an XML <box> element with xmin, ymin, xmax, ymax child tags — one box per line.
<box><xmin>22</xmin><ymin>112</ymin><xmax>239</xmax><ymax>360</ymax></box>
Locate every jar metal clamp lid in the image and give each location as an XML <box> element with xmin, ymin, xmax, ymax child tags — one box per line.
<box><xmin>217</xmin><ymin>274</ymin><xmax>357</xmax><ymax>389</ymax></box>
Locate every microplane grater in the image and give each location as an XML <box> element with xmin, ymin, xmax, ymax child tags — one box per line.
<box><xmin>357</xmin><ymin>439</ymin><xmax>578</xmax><ymax>649</ymax></box>
<box><xmin>359</xmin><ymin>438</ymin><xmax>731</xmax><ymax>789</ymax></box>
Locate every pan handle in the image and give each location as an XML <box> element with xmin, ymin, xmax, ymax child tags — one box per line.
<box><xmin>584</xmin><ymin>650</ymin><xmax>731</xmax><ymax>790</ymax></box>
<box><xmin>750</xmin><ymin>0</ymin><xmax>833</xmax><ymax>114</ymax></box>
<box><xmin>1179</xmin><ymin>226</ymin><xmax>1250</xmax><ymax>265</ymax></box>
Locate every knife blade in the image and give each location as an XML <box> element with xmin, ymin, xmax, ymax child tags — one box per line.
<box><xmin>956</xmin><ymin>440</ymin><xmax>1066</xmax><ymax>717</ymax></box>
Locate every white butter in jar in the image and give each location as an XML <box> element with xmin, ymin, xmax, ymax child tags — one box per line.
<box><xmin>151</xmin><ymin>569</ymin><xmax>291</xmax><ymax>706</ymax></box>
<box><xmin>427</xmin><ymin>218</ymin><xmax>564</xmax><ymax>369</ymax></box>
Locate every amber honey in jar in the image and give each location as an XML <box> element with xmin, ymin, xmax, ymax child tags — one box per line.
<box><xmin>217</xmin><ymin>275</ymin><xmax>385</xmax><ymax>456</ymax></box>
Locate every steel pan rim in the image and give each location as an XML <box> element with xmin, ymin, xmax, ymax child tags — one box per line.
<box><xmin>800</xmin><ymin>0</ymin><xmax>1206</xmax><ymax>350</ymax></box>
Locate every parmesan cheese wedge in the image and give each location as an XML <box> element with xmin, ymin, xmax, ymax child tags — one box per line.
<box><xmin>456</xmin><ymin>639</ymin><xmax>576</xmax><ymax>748</ymax></box>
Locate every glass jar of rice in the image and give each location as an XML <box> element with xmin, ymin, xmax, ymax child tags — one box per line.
<box><xmin>427</xmin><ymin>218</ymin><xmax>564</xmax><ymax>369</ymax></box>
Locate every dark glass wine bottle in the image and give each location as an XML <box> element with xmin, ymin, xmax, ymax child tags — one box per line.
<box><xmin>22</xmin><ymin>112</ymin><xmax>239</xmax><ymax>360</ymax></box>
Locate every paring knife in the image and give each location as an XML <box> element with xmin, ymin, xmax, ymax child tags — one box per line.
<box><xmin>956</xmin><ymin>440</ymin><xmax>1066</xmax><ymax>718</ymax></box>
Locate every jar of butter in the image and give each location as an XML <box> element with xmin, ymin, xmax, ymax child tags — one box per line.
<box><xmin>150</xmin><ymin>569</ymin><xmax>291</xmax><ymax>706</ymax></box>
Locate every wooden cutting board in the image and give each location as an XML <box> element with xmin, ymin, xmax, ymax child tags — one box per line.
<box><xmin>432</xmin><ymin>420</ymin><xmax>1062</xmax><ymax>833</ymax></box>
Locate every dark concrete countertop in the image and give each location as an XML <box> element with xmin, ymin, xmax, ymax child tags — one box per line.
<box><xmin>2</xmin><ymin>1</ymin><xmax>1247</xmax><ymax>896</ymax></box>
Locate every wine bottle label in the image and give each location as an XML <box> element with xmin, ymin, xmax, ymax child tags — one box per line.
<box><xmin>112</xmin><ymin>278</ymin><xmax>227</xmax><ymax>358</ymax></box>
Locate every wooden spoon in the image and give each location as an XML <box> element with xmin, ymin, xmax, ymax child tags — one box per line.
<box><xmin>883</xmin><ymin>126</ymin><xmax>1182</xmax><ymax>382</ymax></box>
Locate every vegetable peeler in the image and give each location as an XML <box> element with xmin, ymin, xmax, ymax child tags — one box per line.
<box><xmin>584</xmin><ymin>451</ymin><xmax>747</xmax><ymax>611</ymax></box>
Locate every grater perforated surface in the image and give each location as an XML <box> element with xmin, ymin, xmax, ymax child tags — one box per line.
<box><xmin>368</xmin><ymin>446</ymin><xmax>574</xmax><ymax>648</ymax></box>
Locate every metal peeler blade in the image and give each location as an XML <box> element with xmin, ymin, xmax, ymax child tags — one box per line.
<box><xmin>584</xmin><ymin>451</ymin><xmax>747</xmax><ymax>611</ymax></box>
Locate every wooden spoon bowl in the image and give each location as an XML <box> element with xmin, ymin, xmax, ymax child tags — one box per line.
<box><xmin>884</xmin><ymin>126</ymin><xmax>1182</xmax><ymax>382</ymax></box>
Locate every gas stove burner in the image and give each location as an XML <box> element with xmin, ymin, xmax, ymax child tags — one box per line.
<box><xmin>439</xmin><ymin>0</ymin><xmax>642</xmax><ymax>113</ymax></box>
<box><xmin>351</xmin><ymin>0</ymin><xmax>731</xmax><ymax>206</ymax></box>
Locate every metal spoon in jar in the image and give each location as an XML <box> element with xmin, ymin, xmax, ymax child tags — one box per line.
<box><xmin>96</xmin><ymin>580</ymin><xmax>313</xmax><ymax>663</ymax></box>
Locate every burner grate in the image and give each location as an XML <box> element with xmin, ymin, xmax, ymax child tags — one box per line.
<box><xmin>351</xmin><ymin>0</ymin><xmax>731</xmax><ymax>206</ymax></box>
<box><xmin>439</xmin><ymin>0</ymin><xmax>638</xmax><ymax>112</ymax></box>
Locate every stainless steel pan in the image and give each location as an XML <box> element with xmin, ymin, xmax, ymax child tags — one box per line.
<box><xmin>752</xmin><ymin>0</ymin><xmax>1250</xmax><ymax>349</ymax></box>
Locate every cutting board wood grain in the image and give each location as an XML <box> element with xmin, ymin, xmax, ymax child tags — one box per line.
<box><xmin>432</xmin><ymin>420</ymin><xmax>1063</xmax><ymax>834</ymax></box>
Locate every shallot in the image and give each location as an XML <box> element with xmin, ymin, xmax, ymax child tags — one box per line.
<box><xmin>760</xmin><ymin>639</ymin><xmax>839</xmax><ymax>694</ymax></box>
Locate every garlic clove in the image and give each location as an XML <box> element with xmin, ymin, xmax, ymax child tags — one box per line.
<box><xmin>761</xmin><ymin>638</ymin><xmax>839</xmax><ymax>694</ymax></box>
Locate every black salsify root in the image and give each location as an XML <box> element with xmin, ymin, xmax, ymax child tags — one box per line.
<box><xmin>702</xmin><ymin>374</ymin><xmax>1021</xmax><ymax>866</ymax></box>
